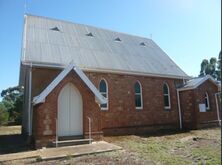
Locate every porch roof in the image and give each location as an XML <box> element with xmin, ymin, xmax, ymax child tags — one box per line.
<box><xmin>178</xmin><ymin>75</ymin><xmax>218</xmax><ymax>91</ymax></box>
<box><xmin>33</xmin><ymin>62</ymin><xmax>107</xmax><ymax>105</ymax></box>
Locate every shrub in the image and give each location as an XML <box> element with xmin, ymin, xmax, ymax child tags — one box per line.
<box><xmin>0</xmin><ymin>102</ymin><xmax>9</xmax><ymax>125</ymax></box>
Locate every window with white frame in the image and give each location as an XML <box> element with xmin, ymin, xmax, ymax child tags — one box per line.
<box><xmin>99</xmin><ymin>79</ymin><xmax>108</xmax><ymax>109</ymax></box>
<box><xmin>204</xmin><ymin>92</ymin><xmax>210</xmax><ymax>110</ymax></box>
<box><xmin>134</xmin><ymin>81</ymin><xmax>143</xmax><ymax>109</ymax></box>
<box><xmin>163</xmin><ymin>83</ymin><xmax>171</xmax><ymax>109</ymax></box>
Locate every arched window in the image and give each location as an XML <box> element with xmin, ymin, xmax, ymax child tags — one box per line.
<box><xmin>99</xmin><ymin>79</ymin><xmax>108</xmax><ymax>110</ymax></box>
<box><xmin>204</xmin><ymin>92</ymin><xmax>210</xmax><ymax>110</ymax></box>
<box><xmin>163</xmin><ymin>83</ymin><xmax>171</xmax><ymax>109</ymax></box>
<box><xmin>134</xmin><ymin>81</ymin><xmax>143</xmax><ymax>109</ymax></box>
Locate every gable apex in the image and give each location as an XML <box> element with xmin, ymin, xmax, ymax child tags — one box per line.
<box><xmin>33</xmin><ymin>62</ymin><xmax>107</xmax><ymax>105</ymax></box>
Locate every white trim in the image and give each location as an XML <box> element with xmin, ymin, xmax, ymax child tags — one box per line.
<box><xmin>215</xmin><ymin>92</ymin><xmax>221</xmax><ymax>126</ymax></box>
<box><xmin>205</xmin><ymin>92</ymin><xmax>210</xmax><ymax>110</ymax></box>
<box><xmin>99</xmin><ymin>79</ymin><xmax>109</xmax><ymax>110</ymax></box>
<box><xmin>21</xmin><ymin>15</ymin><xmax>27</xmax><ymax>62</ymax></box>
<box><xmin>178</xmin><ymin>75</ymin><xmax>218</xmax><ymax>91</ymax></box>
<box><xmin>19</xmin><ymin>15</ymin><xmax>28</xmax><ymax>87</ymax></box>
<box><xmin>33</xmin><ymin>62</ymin><xmax>107</xmax><ymax>105</ymax></box>
<box><xmin>163</xmin><ymin>83</ymin><xmax>171</xmax><ymax>109</ymax></box>
<box><xmin>21</xmin><ymin>61</ymin><xmax>190</xmax><ymax>80</ymax></box>
<box><xmin>135</xmin><ymin>81</ymin><xmax>143</xmax><ymax>110</ymax></box>
<box><xmin>177</xmin><ymin>90</ymin><xmax>182</xmax><ymax>129</ymax></box>
<box><xmin>28</xmin><ymin>65</ymin><xmax>32</xmax><ymax>136</ymax></box>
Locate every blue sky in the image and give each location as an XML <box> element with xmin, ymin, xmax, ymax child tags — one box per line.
<box><xmin>0</xmin><ymin>0</ymin><xmax>220</xmax><ymax>95</ymax></box>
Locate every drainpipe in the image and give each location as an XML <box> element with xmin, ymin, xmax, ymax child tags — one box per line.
<box><xmin>177</xmin><ymin>89</ymin><xmax>182</xmax><ymax>130</ymax></box>
<box><xmin>28</xmin><ymin>63</ymin><xmax>32</xmax><ymax>136</ymax></box>
<box><xmin>215</xmin><ymin>92</ymin><xmax>221</xmax><ymax>126</ymax></box>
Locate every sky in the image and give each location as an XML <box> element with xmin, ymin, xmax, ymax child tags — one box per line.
<box><xmin>0</xmin><ymin>0</ymin><xmax>221</xmax><ymax>96</ymax></box>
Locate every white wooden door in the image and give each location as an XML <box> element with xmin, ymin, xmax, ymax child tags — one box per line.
<box><xmin>58</xmin><ymin>83</ymin><xmax>83</xmax><ymax>136</ymax></box>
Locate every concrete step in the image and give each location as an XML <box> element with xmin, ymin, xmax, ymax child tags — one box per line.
<box><xmin>52</xmin><ymin>139</ymin><xmax>93</xmax><ymax>147</ymax></box>
<box><xmin>58</xmin><ymin>135</ymin><xmax>84</xmax><ymax>141</ymax></box>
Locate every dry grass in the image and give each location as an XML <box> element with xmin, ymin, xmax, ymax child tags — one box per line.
<box><xmin>1</xmin><ymin>126</ymin><xmax>221</xmax><ymax>165</ymax></box>
<box><xmin>103</xmin><ymin>128</ymin><xmax>221</xmax><ymax>165</ymax></box>
<box><xmin>0</xmin><ymin>126</ymin><xmax>21</xmax><ymax>135</ymax></box>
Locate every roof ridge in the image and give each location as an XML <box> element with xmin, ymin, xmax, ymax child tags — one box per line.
<box><xmin>25</xmin><ymin>14</ymin><xmax>152</xmax><ymax>41</ymax></box>
<box><xmin>20</xmin><ymin>14</ymin><xmax>189</xmax><ymax>80</ymax></box>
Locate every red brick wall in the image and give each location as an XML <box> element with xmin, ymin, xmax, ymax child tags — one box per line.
<box><xmin>32</xmin><ymin>68</ymin><xmax>60</xmax><ymax>97</ymax></box>
<box><xmin>86</xmin><ymin>72</ymin><xmax>182</xmax><ymax>130</ymax></box>
<box><xmin>179</xmin><ymin>80</ymin><xmax>219</xmax><ymax>129</ymax></box>
<box><xmin>33</xmin><ymin>70</ymin><xmax>102</xmax><ymax>148</ymax></box>
<box><xmin>32</xmin><ymin>68</ymin><xmax>184</xmax><ymax>148</ymax></box>
<box><xmin>179</xmin><ymin>90</ymin><xmax>196</xmax><ymax>129</ymax></box>
<box><xmin>194</xmin><ymin>80</ymin><xmax>219</xmax><ymax>127</ymax></box>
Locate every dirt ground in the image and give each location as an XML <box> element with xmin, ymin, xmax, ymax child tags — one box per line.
<box><xmin>0</xmin><ymin>126</ymin><xmax>221</xmax><ymax>165</ymax></box>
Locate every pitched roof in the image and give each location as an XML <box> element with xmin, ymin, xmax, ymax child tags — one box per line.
<box><xmin>178</xmin><ymin>75</ymin><xmax>218</xmax><ymax>91</ymax></box>
<box><xmin>21</xmin><ymin>14</ymin><xmax>189</xmax><ymax>79</ymax></box>
<box><xmin>33</xmin><ymin>63</ymin><xmax>107</xmax><ymax>105</ymax></box>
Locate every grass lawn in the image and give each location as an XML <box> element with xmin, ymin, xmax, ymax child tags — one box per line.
<box><xmin>1</xmin><ymin>126</ymin><xmax>221</xmax><ymax>165</ymax></box>
<box><xmin>104</xmin><ymin>128</ymin><xmax>221</xmax><ymax>165</ymax></box>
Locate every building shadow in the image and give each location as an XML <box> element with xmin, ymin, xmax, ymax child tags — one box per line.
<box><xmin>137</xmin><ymin>129</ymin><xmax>191</xmax><ymax>138</ymax></box>
<box><xmin>0</xmin><ymin>134</ymin><xmax>33</xmax><ymax>155</ymax></box>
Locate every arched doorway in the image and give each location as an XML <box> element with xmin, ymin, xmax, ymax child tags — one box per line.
<box><xmin>58</xmin><ymin>83</ymin><xmax>83</xmax><ymax>136</ymax></box>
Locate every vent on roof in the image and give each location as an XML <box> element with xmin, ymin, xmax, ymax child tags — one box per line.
<box><xmin>50</xmin><ymin>27</ymin><xmax>60</xmax><ymax>32</ymax></box>
<box><xmin>114</xmin><ymin>37</ymin><xmax>121</xmax><ymax>42</ymax></box>
<box><xmin>140</xmin><ymin>42</ymin><xmax>146</xmax><ymax>46</ymax></box>
<box><xmin>86</xmin><ymin>32</ymin><xmax>94</xmax><ymax>37</ymax></box>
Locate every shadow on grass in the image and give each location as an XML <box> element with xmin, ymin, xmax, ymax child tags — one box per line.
<box><xmin>137</xmin><ymin>129</ymin><xmax>192</xmax><ymax>138</ymax></box>
<box><xmin>0</xmin><ymin>134</ymin><xmax>33</xmax><ymax>154</ymax></box>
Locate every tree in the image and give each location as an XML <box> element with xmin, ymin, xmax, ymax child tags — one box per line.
<box><xmin>217</xmin><ymin>51</ymin><xmax>221</xmax><ymax>80</ymax></box>
<box><xmin>199</xmin><ymin>55</ymin><xmax>221</xmax><ymax>80</ymax></box>
<box><xmin>199</xmin><ymin>59</ymin><xmax>209</xmax><ymax>77</ymax></box>
<box><xmin>0</xmin><ymin>102</ymin><xmax>9</xmax><ymax>125</ymax></box>
<box><xmin>0</xmin><ymin>86</ymin><xmax>23</xmax><ymax>124</ymax></box>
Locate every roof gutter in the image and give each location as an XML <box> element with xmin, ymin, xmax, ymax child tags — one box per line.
<box><xmin>21</xmin><ymin>61</ymin><xmax>190</xmax><ymax>80</ymax></box>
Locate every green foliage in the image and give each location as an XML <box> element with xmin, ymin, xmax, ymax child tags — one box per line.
<box><xmin>36</xmin><ymin>156</ymin><xmax>42</xmax><ymax>162</ymax></box>
<box><xmin>199</xmin><ymin>53</ymin><xmax>221</xmax><ymax>80</ymax></box>
<box><xmin>0</xmin><ymin>103</ymin><xmax>9</xmax><ymax>125</ymax></box>
<box><xmin>217</xmin><ymin>51</ymin><xmax>221</xmax><ymax>80</ymax></box>
<box><xmin>0</xmin><ymin>86</ymin><xmax>23</xmax><ymax>125</ymax></box>
<box><xmin>111</xmin><ymin>128</ymin><xmax>221</xmax><ymax>165</ymax></box>
<box><xmin>65</xmin><ymin>154</ymin><xmax>72</xmax><ymax>160</ymax></box>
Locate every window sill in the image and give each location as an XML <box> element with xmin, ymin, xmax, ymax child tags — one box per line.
<box><xmin>101</xmin><ymin>108</ymin><xmax>108</xmax><ymax>111</ymax></box>
<box><xmin>164</xmin><ymin>107</ymin><xmax>171</xmax><ymax>111</ymax></box>
<box><xmin>136</xmin><ymin>107</ymin><xmax>143</xmax><ymax>110</ymax></box>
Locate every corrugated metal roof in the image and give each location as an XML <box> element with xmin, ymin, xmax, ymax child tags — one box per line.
<box><xmin>178</xmin><ymin>75</ymin><xmax>218</xmax><ymax>91</ymax></box>
<box><xmin>21</xmin><ymin>15</ymin><xmax>189</xmax><ymax>78</ymax></box>
<box><xmin>183</xmin><ymin>77</ymin><xmax>205</xmax><ymax>88</ymax></box>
